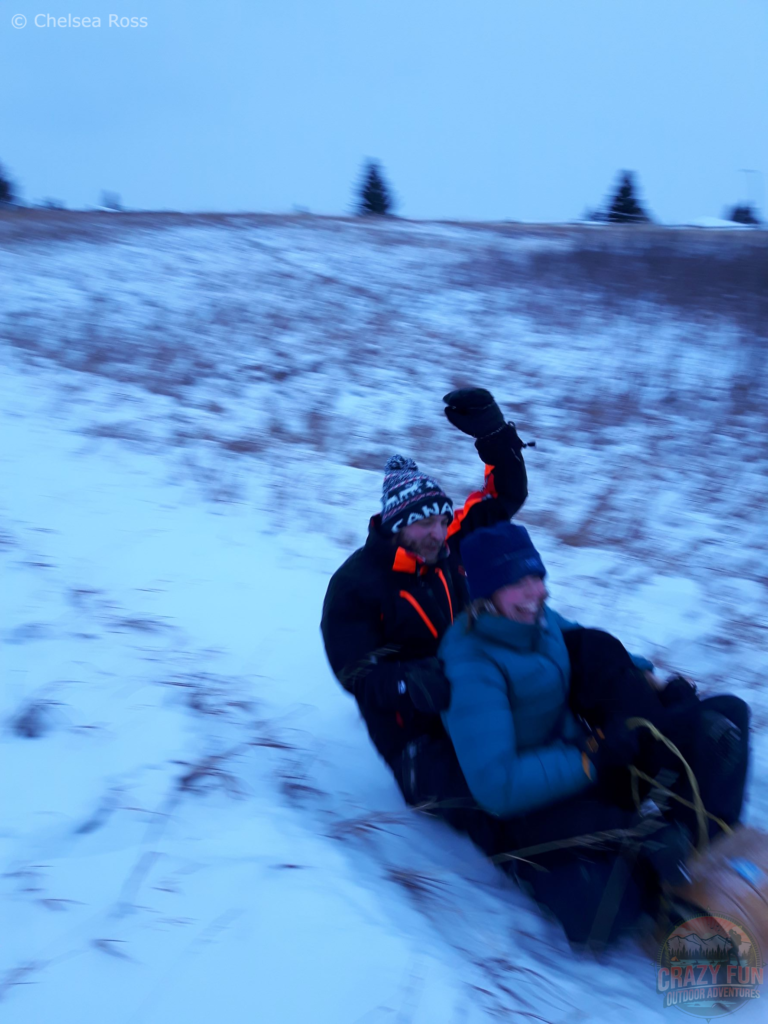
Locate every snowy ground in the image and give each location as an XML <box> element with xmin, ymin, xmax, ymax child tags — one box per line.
<box><xmin>1</xmin><ymin>213</ymin><xmax>766</xmax><ymax>1022</ymax></box>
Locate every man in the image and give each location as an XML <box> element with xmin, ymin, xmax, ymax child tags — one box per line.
<box><xmin>321</xmin><ymin>388</ymin><xmax>529</xmax><ymax>832</ymax></box>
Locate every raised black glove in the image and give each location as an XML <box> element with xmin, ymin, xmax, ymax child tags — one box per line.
<box><xmin>404</xmin><ymin>657</ymin><xmax>452</xmax><ymax>713</ymax></box>
<box><xmin>443</xmin><ymin>388</ymin><xmax>505</xmax><ymax>439</ymax></box>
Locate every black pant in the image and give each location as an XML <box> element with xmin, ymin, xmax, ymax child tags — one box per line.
<box><xmin>679</xmin><ymin>693</ymin><xmax>750</xmax><ymax>839</ymax></box>
<box><xmin>399</xmin><ymin>735</ymin><xmax>658</xmax><ymax>947</ymax></box>
<box><xmin>564</xmin><ymin>628</ymin><xmax>750</xmax><ymax>838</ymax></box>
<box><xmin>395</xmin><ymin>735</ymin><xmax>511</xmax><ymax>858</ymax></box>
<box><xmin>513</xmin><ymin>844</ymin><xmax>659</xmax><ymax>948</ymax></box>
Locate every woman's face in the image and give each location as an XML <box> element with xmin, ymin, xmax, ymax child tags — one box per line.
<box><xmin>492</xmin><ymin>575</ymin><xmax>548</xmax><ymax>624</ymax></box>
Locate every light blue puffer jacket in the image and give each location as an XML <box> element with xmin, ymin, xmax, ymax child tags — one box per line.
<box><xmin>439</xmin><ymin>606</ymin><xmax>594</xmax><ymax>818</ymax></box>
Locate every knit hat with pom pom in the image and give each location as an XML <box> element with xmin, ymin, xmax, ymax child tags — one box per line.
<box><xmin>380</xmin><ymin>455</ymin><xmax>454</xmax><ymax>534</ymax></box>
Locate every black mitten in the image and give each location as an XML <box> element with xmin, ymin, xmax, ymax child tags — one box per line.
<box><xmin>404</xmin><ymin>657</ymin><xmax>452</xmax><ymax>713</ymax></box>
<box><xmin>357</xmin><ymin>657</ymin><xmax>450</xmax><ymax>716</ymax></box>
<box><xmin>580</xmin><ymin>721</ymin><xmax>640</xmax><ymax>778</ymax></box>
<box><xmin>580</xmin><ymin>721</ymin><xmax>641</xmax><ymax>809</ymax></box>
<box><xmin>443</xmin><ymin>388</ymin><xmax>505</xmax><ymax>439</ymax></box>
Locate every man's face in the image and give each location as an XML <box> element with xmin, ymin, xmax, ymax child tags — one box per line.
<box><xmin>492</xmin><ymin>575</ymin><xmax>548</xmax><ymax>624</ymax></box>
<box><xmin>397</xmin><ymin>514</ymin><xmax>450</xmax><ymax>564</ymax></box>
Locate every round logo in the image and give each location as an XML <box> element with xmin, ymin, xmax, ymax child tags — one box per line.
<box><xmin>657</xmin><ymin>911</ymin><xmax>763</xmax><ymax>1017</ymax></box>
<box><xmin>12</xmin><ymin>14</ymin><xmax>27</xmax><ymax>29</ymax></box>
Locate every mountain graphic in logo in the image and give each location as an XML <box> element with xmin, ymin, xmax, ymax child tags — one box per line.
<box><xmin>668</xmin><ymin>932</ymin><xmax>741</xmax><ymax>961</ymax></box>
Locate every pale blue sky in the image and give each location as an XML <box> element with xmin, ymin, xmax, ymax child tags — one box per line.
<box><xmin>2</xmin><ymin>0</ymin><xmax>767</xmax><ymax>221</ymax></box>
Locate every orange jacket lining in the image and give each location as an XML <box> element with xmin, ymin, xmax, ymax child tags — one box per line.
<box><xmin>446</xmin><ymin>463</ymin><xmax>497</xmax><ymax>539</ymax></box>
<box><xmin>399</xmin><ymin>590</ymin><xmax>439</xmax><ymax>639</ymax></box>
<box><xmin>435</xmin><ymin>568</ymin><xmax>453</xmax><ymax>623</ymax></box>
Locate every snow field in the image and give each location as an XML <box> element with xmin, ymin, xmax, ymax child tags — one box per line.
<box><xmin>1</xmin><ymin>214</ymin><xmax>766</xmax><ymax>1021</ymax></box>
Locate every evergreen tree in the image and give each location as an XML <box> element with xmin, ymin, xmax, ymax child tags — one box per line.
<box><xmin>583</xmin><ymin>206</ymin><xmax>607</xmax><ymax>223</ymax></box>
<box><xmin>606</xmin><ymin>171</ymin><xmax>651</xmax><ymax>223</ymax></box>
<box><xmin>0</xmin><ymin>162</ymin><xmax>15</xmax><ymax>204</ymax></box>
<box><xmin>727</xmin><ymin>203</ymin><xmax>760</xmax><ymax>225</ymax></box>
<box><xmin>356</xmin><ymin>160</ymin><xmax>394</xmax><ymax>216</ymax></box>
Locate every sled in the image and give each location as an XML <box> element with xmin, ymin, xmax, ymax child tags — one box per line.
<box><xmin>626</xmin><ymin>718</ymin><xmax>765</xmax><ymax>962</ymax></box>
<box><xmin>667</xmin><ymin>825</ymin><xmax>768</xmax><ymax>956</ymax></box>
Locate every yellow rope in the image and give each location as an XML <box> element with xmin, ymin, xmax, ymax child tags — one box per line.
<box><xmin>629</xmin><ymin>767</ymin><xmax>733</xmax><ymax>839</ymax></box>
<box><xmin>491</xmin><ymin>818</ymin><xmax>666</xmax><ymax>869</ymax></box>
<box><xmin>490</xmin><ymin>719</ymin><xmax>733</xmax><ymax>870</ymax></box>
<box><xmin>417</xmin><ymin>717</ymin><xmax>733</xmax><ymax>877</ymax></box>
<box><xmin>625</xmin><ymin>716</ymin><xmax>734</xmax><ymax>853</ymax></box>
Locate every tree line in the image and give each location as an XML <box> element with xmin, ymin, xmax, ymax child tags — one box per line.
<box><xmin>0</xmin><ymin>156</ymin><xmax>761</xmax><ymax>226</ymax></box>
<box><xmin>354</xmin><ymin>160</ymin><xmax>762</xmax><ymax>225</ymax></box>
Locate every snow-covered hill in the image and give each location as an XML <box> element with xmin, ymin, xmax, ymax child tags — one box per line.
<box><xmin>1</xmin><ymin>212</ymin><xmax>766</xmax><ymax>1022</ymax></box>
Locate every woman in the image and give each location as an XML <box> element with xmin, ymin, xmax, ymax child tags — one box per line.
<box><xmin>439</xmin><ymin>521</ymin><xmax>749</xmax><ymax>948</ymax></box>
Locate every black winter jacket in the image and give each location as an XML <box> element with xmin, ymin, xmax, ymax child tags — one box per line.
<box><xmin>321</xmin><ymin>426</ymin><xmax>528</xmax><ymax>773</ymax></box>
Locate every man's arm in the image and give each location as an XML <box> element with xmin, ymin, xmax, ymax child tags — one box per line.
<box><xmin>443</xmin><ymin>389</ymin><xmax>528</xmax><ymax>541</ymax></box>
<box><xmin>474</xmin><ymin>422</ymin><xmax>528</xmax><ymax>517</ymax></box>
<box><xmin>321</xmin><ymin>573</ymin><xmax>450</xmax><ymax>714</ymax></box>
<box><xmin>321</xmin><ymin>570</ymin><xmax>389</xmax><ymax>694</ymax></box>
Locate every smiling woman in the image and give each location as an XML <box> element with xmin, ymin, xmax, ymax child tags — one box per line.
<box><xmin>439</xmin><ymin>520</ymin><xmax>752</xmax><ymax>949</ymax></box>
<box><xmin>460</xmin><ymin>523</ymin><xmax>548</xmax><ymax>624</ymax></box>
<box><xmin>491</xmin><ymin>574</ymin><xmax>548</xmax><ymax>624</ymax></box>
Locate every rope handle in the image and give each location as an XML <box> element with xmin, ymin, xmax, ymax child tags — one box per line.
<box><xmin>488</xmin><ymin>718</ymin><xmax>733</xmax><ymax>871</ymax></box>
<box><xmin>629</xmin><ymin>767</ymin><xmax>732</xmax><ymax>840</ymax></box>
<box><xmin>625</xmin><ymin>716</ymin><xmax>733</xmax><ymax>854</ymax></box>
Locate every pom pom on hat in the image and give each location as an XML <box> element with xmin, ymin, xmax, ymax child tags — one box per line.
<box><xmin>384</xmin><ymin>455</ymin><xmax>418</xmax><ymax>473</ymax></box>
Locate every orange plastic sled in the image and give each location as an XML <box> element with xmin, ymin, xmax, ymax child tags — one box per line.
<box><xmin>669</xmin><ymin>826</ymin><xmax>768</xmax><ymax>956</ymax></box>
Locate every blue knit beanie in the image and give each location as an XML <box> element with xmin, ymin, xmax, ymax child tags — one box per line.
<box><xmin>461</xmin><ymin>523</ymin><xmax>546</xmax><ymax>601</ymax></box>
